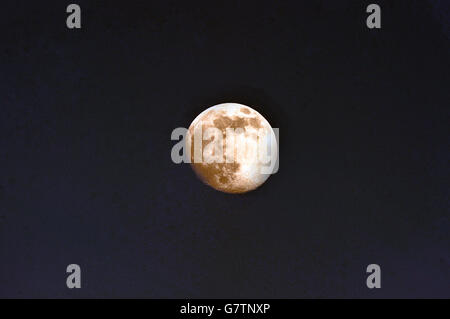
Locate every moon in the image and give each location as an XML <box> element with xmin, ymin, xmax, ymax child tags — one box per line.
<box><xmin>186</xmin><ymin>103</ymin><xmax>277</xmax><ymax>194</ymax></box>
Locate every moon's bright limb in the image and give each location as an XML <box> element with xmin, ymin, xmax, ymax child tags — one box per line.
<box><xmin>186</xmin><ymin>103</ymin><xmax>277</xmax><ymax>194</ymax></box>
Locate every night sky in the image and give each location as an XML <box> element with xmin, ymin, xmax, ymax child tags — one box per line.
<box><xmin>0</xmin><ymin>0</ymin><xmax>449</xmax><ymax>298</ymax></box>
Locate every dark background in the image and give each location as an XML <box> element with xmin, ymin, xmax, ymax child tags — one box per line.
<box><xmin>0</xmin><ymin>0</ymin><xmax>448</xmax><ymax>298</ymax></box>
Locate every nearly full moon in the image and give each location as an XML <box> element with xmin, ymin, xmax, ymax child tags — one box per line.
<box><xmin>186</xmin><ymin>103</ymin><xmax>277</xmax><ymax>194</ymax></box>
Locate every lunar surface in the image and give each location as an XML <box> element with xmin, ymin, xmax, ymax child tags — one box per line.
<box><xmin>186</xmin><ymin>103</ymin><xmax>277</xmax><ymax>194</ymax></box>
